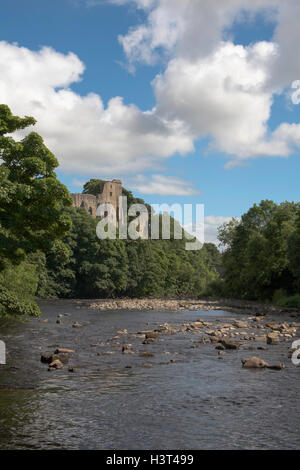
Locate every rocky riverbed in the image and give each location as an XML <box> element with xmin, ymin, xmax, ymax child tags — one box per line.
<box><xmin>88</xmin><ymin>297</ymin><xmax>299</xmax><ymax>316</ymax></box>
<box><xmin>0</xmin><ymin>300</ymin><xmax>299</xmax><ymax>449</ymax></box>
<box><xmin>41</xmin><ymin>308</ymin><xmax>300</xmax><ymax>372</ymax></box>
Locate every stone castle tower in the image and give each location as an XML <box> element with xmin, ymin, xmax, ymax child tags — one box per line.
<box><xmin>71</xmin><ymin>179</ymin><xmax>122</xmax><ymax>224</ymax></box>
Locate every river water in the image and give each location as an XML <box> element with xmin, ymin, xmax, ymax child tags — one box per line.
<box><xmin>0</xmin><ymin>301</ymin><xmax>299</xmax><ymax>450</ymax></box>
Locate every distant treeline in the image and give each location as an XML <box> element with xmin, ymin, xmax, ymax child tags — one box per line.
<box><xmin>210</xmin><ymin>200</ymin><xmax>300</xmax><ymax>308</ymax></box>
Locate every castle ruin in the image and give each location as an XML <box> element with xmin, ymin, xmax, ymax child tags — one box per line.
<box><xmin>71</xmin><ymin>179</ymin><xmax>123</xmax><ymax>224</ymax></box>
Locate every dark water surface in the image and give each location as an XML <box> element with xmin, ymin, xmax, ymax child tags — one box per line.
<box><xmin>0</xmin><ymin>301</ymin><xmax>299</xmax><ymax>450</ymax></box>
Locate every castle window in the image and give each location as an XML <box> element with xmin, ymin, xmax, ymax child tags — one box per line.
<box><xmin>110</xmin><ymin>192</ymin><xmax>112</xmax><ymax>197</ymax></box>
<box><xmin>88</xmin><ymin>208</ymin><xmax>93</xmax><ymax>215</ymax></box>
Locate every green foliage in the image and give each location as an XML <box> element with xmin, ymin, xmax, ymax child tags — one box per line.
<box><xmin>0</xmin><ymin>104</ymin><xmax>72</xmax><ymax>269</ymax></box>
<box><xmin>83</xmin><ymin>178</ymin><xmax>107</xmax><ymax>196</ymax></box>
<box><xmin>0</xmin><ymin>261</ymin><xmax>40</xmax><ymax>318</ymax></box>
<box><xmin>288</xmin><ymin>209</ymin><xmax>300</xmax><ymax>289</ymax></box>
<box><xmin>275</xmin><ymin>294</ymin><xmax>300</xmax><ymax>309</ymax></box>
<box><xmin>37</xmin><ymin>204</ymin><xmax>219</xmax><ymax>299</ymax></box>
<box><xmin>0</xmin><ymin>104</ymin><xmax>73</xmax><ymax>317</ymax></box>
<box><xmin>0</xmin><ymin>285</ymin><xmax>40</xmax><ymax>318</ymax></box>
<box><xmin>218</xmin><ymin>200</ymin><xmax>300</xmax><ymax>301</ymax></box>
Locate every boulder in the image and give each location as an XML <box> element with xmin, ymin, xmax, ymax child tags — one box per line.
<box><xmin>242</xmin><ymin>356</ymin><xmax>269</xmax><ymax>368</ymax></box>
<box><xmin>191</xmin><ymin>322</ymin><xmax>204</xmax><ymax>330</ymax></box>
<box><xmin>48</xmin><ymin>359</ymin><xmax>64</xmax><ymax>370</ymax></box>
<box><xmin>52</xmin><ymin>353</ymin><xmax>69</xmax><ymax>364</ymax></box>
<box><xmin>220</xmin><ymin>338</ymin><xmax>239</xmax><ymax>350</ymax></box>
<box><xmin>205</xmin><ymin>329</ymin><xmax>218</xmax><ymax>336</ymax></box>
<box><xmin>267</xmin><ymin>333</ymin><xmax>280</xmax><ymax>345</ymax></box>
<box><xmin>41</xmin><ymin>352</ymin><xmax>69</xmax><ymax>364</ymax></box>
<box><xmin>209</xmin><ymin>335</ymin><xmax>221</xmax><ymax>343</ymax></box>
<box><xmin>254</xmin><ymin>335</ymin><xmax>267</xmax><ymax>342</ymax></box>
<box><xmin>233</xmin><ymin>320</ymin><xmax>248</xmax><ymax>329</ymax></box>
<box><xmin>145</xmin><ymin>331</ymin><xmax>159</xmax><ymax>339</ymax></box>
<box><xmin>41</xmin><ymin>352</ymin><xmax>53</xmax><ymax>364</ymax></box>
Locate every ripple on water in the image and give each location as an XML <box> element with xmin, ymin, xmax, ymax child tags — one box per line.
<box><xmin>0</xmin><ymin>301</ymin><xmax>299</xmax><ymax>449</ymax></box>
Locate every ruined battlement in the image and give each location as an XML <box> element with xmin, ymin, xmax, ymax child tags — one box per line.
<box><xmin>71</xmin><ymin>179</ymin><xmax>122</xmax><ymax>222</ymax></box>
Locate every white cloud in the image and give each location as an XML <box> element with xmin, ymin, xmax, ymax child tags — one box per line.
<box><xmin>117</xmin><ymin>0</ymin><xmax>279</xmax><ymax>67</ymax></box>
<box><xmin>154</xmin><ymin>42</ymin><xmax>274</xmax><ymax>156</ymax></box>
<box><xmin>129</xmin><ymin>174</ymin><xmax>200</xmax><ymax>195</ymax></box>
<box><xmin>0</xmin><ymin>41</ymin><xmax>192</xmax><ymax>176</ymax></box>
<box><xmin>116</xmin><ymin>0</ymin><xmax>300</xmax><ymax>164</ymax></box>
<box><xmin>1</xmin><ymin>0</ymin><xmax>300</xmax><ymax>188</ymax></box>
<box><xmin>184</xmin><ymin>215</ymin><xmax>235</xmax><ymax>246</ymax></box>
<box><xmin>271</xmin><ymin>0</ymin><xmax>300</xmax><ymax>88</ymax></box>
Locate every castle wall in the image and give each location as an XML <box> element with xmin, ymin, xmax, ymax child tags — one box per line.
<box><xmin>71</xmin><ymin>180</ymin><xmax>123</xmax><ymax>224</ymax></box>
<box><xmin>97</xmin><ymin>180</ymin><xmax>122</xmax><ymax>222</ymax></box>
<box><xmin>71</xmin><ymin>193</ymin><xmax>97</xmax><ymax>217</ymax></box>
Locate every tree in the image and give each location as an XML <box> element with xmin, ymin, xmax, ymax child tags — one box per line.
<box><xmin>288</xmin><ymin>208</ymin><xmax>300</xmax><ymax>289</ymax></box>
<box><xmin>218</xmin><ymin>200</ymin><xmax>300</xmax><ymax>300</ymax></box>
<box><xmin>83</xmin><ymin>178</ymin><xmax>107</xmax><ymax>196</ymax></box>
<box><xmin>0</xmin><ymin>104</ymin><xmax>72</xmax><ymax>317</ymax></box>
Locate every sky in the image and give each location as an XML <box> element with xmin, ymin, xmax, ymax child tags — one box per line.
<box><xmin>0</xmin><ymin>0</ymin><xmax>300</xmax><ymax>244</ymax></box>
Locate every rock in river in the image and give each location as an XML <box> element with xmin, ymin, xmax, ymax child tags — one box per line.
<box><xmin>55</xmin><ymin>348</ymin><xmax>75</xmax><ymax>354</ymax></box>
<box><xmin>267</xmin><ymin>333</ymin><xmax>280</xmax><ymax>345</ymax></box>
<box><xmin>220</xmin><ymin>338</ymin><xmax>240</xmax><ymax>350</ymax></box>
<box><xmin>242</xmin><ymin>356</ymin><xmax>269</xmax><ymax>368</ymax></box>
<box><xmin>48</xmin><ymin>359</ymin><xmax>64</xmax><ymax>370</ymax></box>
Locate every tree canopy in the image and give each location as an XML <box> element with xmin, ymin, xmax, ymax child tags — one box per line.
<box><xmin>0</xmin><ymin>105</ymin><xmax>72</xmax><ymax>318</ymax></box>
<box><xmin>218</xmin><ymin>200</ymin><xmax>300</xmax><ymax>302</ymax></box>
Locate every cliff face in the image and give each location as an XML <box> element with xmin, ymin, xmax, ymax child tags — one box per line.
<box><xmin>71</xmin><ymin>179</ymin><xmax>122</xmax><ymax>221</ymax></box>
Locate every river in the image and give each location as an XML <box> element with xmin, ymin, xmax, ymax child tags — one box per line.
<box><xmin>0</xmin><ymin>300</ymin><xmax>299</xmax><ymax>449</ymax></box>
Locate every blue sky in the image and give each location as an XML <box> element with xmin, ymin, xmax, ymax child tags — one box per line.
<box><xmin>0</xmin><ymin>0</ymin><xmax>299</xmax><ymax>242</ymax></box>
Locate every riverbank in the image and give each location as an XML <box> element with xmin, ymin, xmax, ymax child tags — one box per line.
<box><xmin>87</xmin><ymin>297</ymin><xmax>300</xmax><ymax>316</ymax></box>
